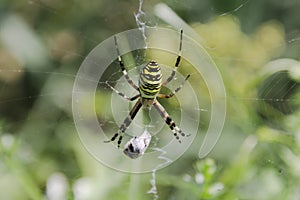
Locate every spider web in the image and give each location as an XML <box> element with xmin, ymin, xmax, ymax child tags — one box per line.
<box><xmin>0</xmin><ymin>0</ymin><xmax>300</xmax><ymax>199</ymax></box>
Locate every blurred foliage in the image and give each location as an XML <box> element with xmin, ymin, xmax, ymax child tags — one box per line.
<box><xmin>0</xmin><ymin>0</ymin><xmax>300</xmax><ymax>200</ymax></box>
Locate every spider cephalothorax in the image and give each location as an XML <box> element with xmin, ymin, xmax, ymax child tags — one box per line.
<box><xmin>105</xmin><ymin>29</ymin><xmax>190</xmax><ymax>148</ymax></box>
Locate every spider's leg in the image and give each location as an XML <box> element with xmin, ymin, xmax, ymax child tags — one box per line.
<box><xmin>104</xmin><ymin>99</ymin><xmax>142</xmax><ymax>148</ymax></box>
<box><xmin>114</xmin><ymin>36</ymin><xmax>139</xmax><ymax>91</ymax></box>
<box><xmin>152</xmin><ymin>99</ymin><xmax>186</xmax><ymax>143</ymax></box>
<box><xmin>106</xmin><ymin>81</ymin><xmax>140</xmax><ymax>101</ymax></box>
<box><xmin>162</xmin><ymin>29</ymin><xmax>183</xmax><ymax>86</ymax></box>
<box><xmin>158</xmin><ymin>74</ymin><xmax>190</xmax><ymax>99</ymax></box>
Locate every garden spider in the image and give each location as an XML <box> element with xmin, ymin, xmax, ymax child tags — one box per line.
<box><xmin>104</xmin><ymin>29</ymin><xmax>190</xmax><ymax>148</ymax></box>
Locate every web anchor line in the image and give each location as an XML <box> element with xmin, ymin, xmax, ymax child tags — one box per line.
<box><xmin>147</xmin><ymin>147</ymin><xmax>172</xmax><ymax>200</ymax></box>
<box><xmin>134</xmin><ymin>0</ymin><xmax>148</xmax><ymax>48</ymax></box>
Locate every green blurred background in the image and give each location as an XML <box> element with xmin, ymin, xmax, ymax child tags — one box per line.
<box><xmin>0</xmin><ymin>0</ymin><xmax>300</xmax><ymax>199</ymax></box>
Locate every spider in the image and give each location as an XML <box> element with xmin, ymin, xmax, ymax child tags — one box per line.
<box><xmin>104</xmin><ymin>29</ymin><xmax>190</xmax><ymax>148</ymax></box>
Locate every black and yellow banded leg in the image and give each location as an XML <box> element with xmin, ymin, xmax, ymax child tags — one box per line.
<box><xmin>104</xmin><ymin>99</ymin><xmax>143</xmax><ymax>148</ymax></box>
<box><xmin>105</xmin><ymin>81</ymin><xmax>140</xmax><ymax>101</ymax></box>
<box><xmin>114</xmin><ymin>36</ymin><xmax>139</xmax><ymax>91</ymax></box>
<box><xmin>158</xmin><ymin>74</ymin><xmax>190</xmax><ymax>99</ymax></box>
<box><xmin>162</xmin><ymin>29</ymin><xmax>183</xmax><ymax>87</ymax></box>
<box><xmin>152</xmin><ymin>99</ymin><xmax>186</xmax><ymax>143</ymax></box>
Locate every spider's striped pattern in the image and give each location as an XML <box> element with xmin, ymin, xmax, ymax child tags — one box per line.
<box><xmin>105</xmin><ymin>30</ymin><xmax>190</xmax><ymax>148</ymax></box>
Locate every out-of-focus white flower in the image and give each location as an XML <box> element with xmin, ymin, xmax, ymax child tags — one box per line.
<box><xmin>195</xmin><ymin>173</ymin><xmax>205</xmax><ymax>184</ymax></box>
<box><xmin>1</xmin><ymin>134</ymin><xmax>14</xmax><ymax>149</ymax></box>
<box><xmin>46</xmin><ymin>172</ymin><xmax>68</xmax><ymax>200</ymax></box>
<box><xmin>73</xmin><ymin>177</ymin><xmax>94</xmax><ymax>200</ymax></box>
<box><xmin>208</xmin><ymin>182</ymin><xmax>224</xmax><ymax>195</ymax></box>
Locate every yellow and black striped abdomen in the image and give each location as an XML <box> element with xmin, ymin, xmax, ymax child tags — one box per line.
<box><xmin>139</xmin><ymin>60</ymin><xmax>162</xmax><ymax>98</ymax></box>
